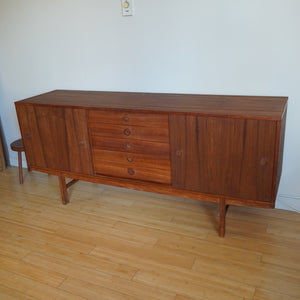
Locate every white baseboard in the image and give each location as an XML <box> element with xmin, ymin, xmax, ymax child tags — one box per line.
<box><xmin>276</xmin><ymin>194</ymin><xmax>300</xmax><ymax>213</ymax></box>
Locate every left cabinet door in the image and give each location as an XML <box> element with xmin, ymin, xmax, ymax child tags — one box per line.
<box><xmin>16</xmin><ymin>105</ymin><xmax>93</xmax><ymax>174</ymax></box>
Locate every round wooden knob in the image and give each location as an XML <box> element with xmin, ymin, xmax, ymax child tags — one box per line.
<box><xmin>128</xmin><ymin>168</ymin><xmax>135</xmax><ymax>175</ymax></box>
<box><xmin>123</xmin><ymin>128</ymin><xmax>131</xmax><ymax>136</ymax></box>
<box><xmin>125</xmin><ymin>142</ymin><xmax>133</xmax><ymax>150</ymax></box>
<box><xmin>127</xmin><ymin>157</ymin><xmax>134</xmax><ymax>162</ymax></box>
<box><xmin>176</xmin><ymin>150</ymin><xmax>183</xmax><ymax>157</ymax></box>
<box><xmin>260</xmin><ymin>157</ymin><xmax>268</xmax><ymax>166</ymax></box>
<box><xmin>122</xmin><ymin>115</ymin><xmax>130</xmax><ymax>122</ymax></box>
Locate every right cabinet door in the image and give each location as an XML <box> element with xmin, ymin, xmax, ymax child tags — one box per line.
<box><xmin>169</xmin><ymin>115</ymin><xmax>277</xmax><ymax>202</ymax></box>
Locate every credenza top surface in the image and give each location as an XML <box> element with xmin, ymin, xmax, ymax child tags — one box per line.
<box><xmin>15</xmin><ymin>90</ymin><xmax>288</xmax><ymax>120</ymax></box>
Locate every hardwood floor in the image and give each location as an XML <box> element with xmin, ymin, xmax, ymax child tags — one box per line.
<box><xmin>0</xmin><ymin>167</ymin><xmax>299</xmax><ymax>300</ymax></box>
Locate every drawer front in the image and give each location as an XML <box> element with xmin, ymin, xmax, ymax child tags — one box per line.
<box><xmin>94</xmin><ymin>160</ymin><xmax>171</xmax><ymax>184</ymax></box>
<box><xmin>93</xmin><ymin>149</ymin><xmax>171</xmax><ymax>171</ymax></box>
<box><xmin>88</xmin><ymin>109</ymin><xmax>171</xmax><ymax>184</ymax></box>
<box><xmin>90</xmin><ymin>135</ymin><xmax>170</xmax><ymax>156</ymax></box>
<box><xmin>89</xmin><ymin>110</ymin><xmax>168</xmax><ymax>128</ymax></box>
<box><xmin>89</xmin><ymin>123</ymin><xmax>169</xmax><ymax>143</ymax></box>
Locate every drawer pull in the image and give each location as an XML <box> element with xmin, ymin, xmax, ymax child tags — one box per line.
<box><xmin>79</xmin><ymin>140</ymin><xmax>85</xmax><ymax>146</ymax></box>
<box><xmin>128</xmin><ymin>168</ymin><xmax>135</xmax><ymax>175</ymax></box>
<box><xmin>122</xmin><ymin>115</ymin><xmax>130</xmax><ymax>122</ymax></box>
<box><xmin>260</xmin><ymin>157</ymin><xmax>268</xmax><ymax>166</ymax></box>
<box><xmin>176</xmin><ymin>150</ymin><xmax>183</xmax><ymax>157</ymax></box>
<box><xmin>123</xmin><ymin>128</ymin><xmax>131</xmax><ymax>136</ymax></box>
<box><xmin>125</xmin><ymin>142</ymin><xmax>133</xmax><ymax>150</ymax></box>
<box><xmin>127</xmin><ymin>156</ymin><xmax>134</xmax><ymax>162</ymax></box>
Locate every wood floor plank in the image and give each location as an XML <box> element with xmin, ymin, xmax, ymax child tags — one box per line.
<box><xmin>0</xmin><ymin>211</ymin><xmax>60</xmax><ymax>232</ymax></box>
<box><xmin>91</xmin><ymin>245</ymin><xmax>255</xmax><ymax>300</ymax></box>
<box><xmin>193</xmin><ymin>256</ymin><xmax>300</xmax><ymax>298</ymax></box>
<box><xmin>24</xmin><ymin>252</ymin><xmax>176</xmax><ymax>300</ymax></box>
<box><xmin>175</xmin><ymin>295</ymin><xmax>197</xmax><ymax>300</ymax></box>
<box><xmin>253</xmin><ymin>288</ymin><xmax>299</xmax><ymax>300</ymax></box>
<box><xmin>0</xmin><ymin>219</ymin><xmax>94</xmax><ymax>254</ymax></box>
<box><xmin>6</xmin><ymin>235</ymin><xmax>138</xmax><ymax>280</ymax></box>
<box><xmin>203</xmin><ymin>230</ymin><xmax>300</xmax><ymax>273</ymax></box>
<box><xmin>113</xmin><ymin>220</ymin><xmax>192</xmax><ymax>243</ymax></box>
<box><xmin>55</xmin><ymin>222</ymin><xmax>158</xmax><ymax>247</ymax></box>
<box><xmin>228</xmin><ymin>205</ymin><xmax>300</xmax><ymax>223</ymax></box>
<box><xmin>262</xmin><ymin>248</ymin><xmax>300</xmax><ymax>271</ymax></box>
<box><xmin>0</xmin><ymin>241</ymin><xmax>31</xmax><ymax>260</ymax></box>
<box><xmin>82</xmin><ymin>204</ymin><xmax>209</xmax><ymax>238</ymax></box>
<box><xmin>266</xmin><ymin>221</ymin><xmax>300</xmax><ymax>239</ymax></box>
<box><xmin>0</xmin><ymin>269</ymin><xmax>86</xmax><ymax>300</ymax></box>
<box><xmin>133</xmin><ymin>269</ymin><xmax>252</xmax><ymax>300</ymax></box>
<box><xmin>155</xmin><ymin>234</ymin><xmax>262</xmax><ymax>265</ymax></box>
<box><xmin>60</xmin><ymin>277</ymin><xmax>140</xmax><ymax>300</ymax></box>
<box><xmin>80</xmin><ymin>201</ymin><xmax>174</xmax><ymax>223</ymax></box>
<box><xmin>39</xmin><ymin>206</ymin><xmax>117</xmax><ymax>230</ymax></box>
<box><xmin>0</xmin><ymin>284</ymin><xmax>36</xmax><ymax>300</ymax></box>
<box><xmin>88</xmin><ymin>234</ymin><xmax>195</xmax><ymax>269</ymax></box>
<box><xmin>0</xmin><ymin>254</ymin><xmax>66</xmax><ymax>287</ymax></box>
<box><xmin>207</xmin><ymin>229</ymin><xmax>300</xmax><ymax>251</ymax></box>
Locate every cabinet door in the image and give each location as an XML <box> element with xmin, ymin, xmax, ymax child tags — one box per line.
<box><xmin>16</xmin><ymin>105</ymin><xmax>93</xmax><ymax>174</ymax></box>
<box><xmin>64</xmin><ymin>108</ymin><xmax>93</xmax><ymax>174</ymax></box>
<box><xmin>16</xmin><ymin>105</ymin><xmax>47</xmax><ymax>168</ymax></box>
<box><xmin>169</xmin><ymin>115</ymin><xmax>277</xmax><ymax>202</ymax></box>
<box><xmin>33</xmin><ymin>106</ymin><xmax>70</xmax><ymax>170</ymax></box>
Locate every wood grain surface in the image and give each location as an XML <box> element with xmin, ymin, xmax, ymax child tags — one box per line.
<box><xmin>16</xmin><ymin>90</ymin><xmax>287</xmax><ymax>120</ymax></box>
<box><xmin>0</xmin><ymin>167</ymin><xmax>299</xmax><ymax>300</ymax></box>
<box><xmin>15</xmin><ymin>90</ymin><xmax>287</xmax><ymax>236</ymax></box>
<box><xmin>169</xmin><ymin>115</ymin><xmax>277</xmax><ymax>202</ymax></box>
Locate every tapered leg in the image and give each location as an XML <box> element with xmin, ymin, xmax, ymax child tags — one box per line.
<box><xmin>219</xmin><ymin>198</ymin><xmax>227</xmax><ymax>237</ymax></box>
<box><xmin>24</xmin><ymin>151</ymin><xmax>31</xmax><ymax>172</ymax></box>
<box><xmin>18</xmin><ymin>152</ymin><xmax>23</xmax><ymax>184</ymax></box>
<box><xmin>58</xmin><ymin>174</ymin><xmax>69</xmax><ymax>205</ymax></box>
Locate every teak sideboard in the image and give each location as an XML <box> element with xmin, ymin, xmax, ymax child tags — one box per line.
<box><xmin>15</xmin><ymin>90</ymin><xmax>288</xmax><ymax>236</ymax></box>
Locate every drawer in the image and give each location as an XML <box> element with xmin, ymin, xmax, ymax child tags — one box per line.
<box><xmin>94</xmin><ymin>161</ymin><xmax>171</xmax><ymax>184</ymax></box>
<box><xmin>92</xmin><ymin>149</ymin><xmax>171</xmax><ymax>171</ymax></box>
<box><xmin>90</xmin><ymin>135</ymin><xmax>170</xmax><ymax>156</ymax></box>
<box><xmin>89</xmin><ymin>123</ymin><xmax>169</xmax><ymax>143</ymax></box>
<box><xmin>88</xmin><ymin>110</ymin><xmax>169</xmax><ymax>128</ymax></box>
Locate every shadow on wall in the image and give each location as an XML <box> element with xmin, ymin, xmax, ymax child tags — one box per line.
<box><xmin>0</xmin><ymin>116</ymin><xmax>9</xmax><ymax>170</ymax></box>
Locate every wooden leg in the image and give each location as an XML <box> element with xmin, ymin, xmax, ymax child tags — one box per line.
<box><xmin>219</xmin><ymin>198</ymin><xmax>227</xmax><ymax>237</ymax></box>
<box><xmin>24</xmin><ymin>151</ymin><xmax>31</xmax><ymax>172</ymax></box>
<box><xmin>58</xmin><ymin>174</ymin><xmax>69</xmax><ymax>205</ymax></box>
<box><xmin>18</xmin><ymin>151</ymin><xmax>23</xmax><ymax>184</ymax></box>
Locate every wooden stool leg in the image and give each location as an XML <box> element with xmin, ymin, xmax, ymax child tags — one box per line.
<box><xmin>219</xmin><ymin>198</ymin><xmax>227</xmax><ymax>237</ymax></box>
<box><xmin>18</xmin><ymin>151</ymin><xmax>23</xmax><ymax>184</ymax></box>
<box><xmin>58</xmin><ymin>174</ymin><xmax>69</xmax><ymax>205</ymax></box>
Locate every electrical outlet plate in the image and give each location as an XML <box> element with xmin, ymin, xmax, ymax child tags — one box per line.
<box><xmin>121</xmin><ymin>0</ymin><xmax>134</xmax><ymax>16</ymax></box>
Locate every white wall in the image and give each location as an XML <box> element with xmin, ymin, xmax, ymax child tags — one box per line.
<box><xmin>0</xmin><ymin>0</ymin><xmax>299</xmax><ymax>211</ymax></box>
